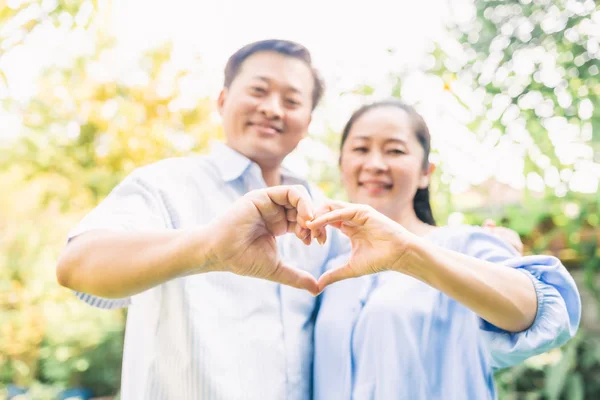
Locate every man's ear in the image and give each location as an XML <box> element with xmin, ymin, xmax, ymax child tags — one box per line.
<box><xmin>419</xmin><ymin>163</ymin><xmax>436</xmax><ymax>189</ymax></box>
<box><xmin>217</xmin><ymin>88</ymin><xmax>228</xmax><ymax>116</ymax></box>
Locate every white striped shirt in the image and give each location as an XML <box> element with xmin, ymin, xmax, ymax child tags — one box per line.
<box><xmin>67</xmin><ymin>143</ymin><xmax>346</xmax><ymax>400</ymax></box>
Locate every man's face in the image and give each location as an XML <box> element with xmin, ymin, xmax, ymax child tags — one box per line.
<box><xmin>218</xmin><ymin>51</ymin><xmax>314</xmax><ymax>168</ymax></box>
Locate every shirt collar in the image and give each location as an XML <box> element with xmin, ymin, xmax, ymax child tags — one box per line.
<box><xmin>207</xmin><ymin>141</ymin><xmax>312</xmax><ymax>194</ymax></box>
<box><xmin>208</xmin><ymin>141</ymin><xmax>253</xmax><ymax>182</ymax></box>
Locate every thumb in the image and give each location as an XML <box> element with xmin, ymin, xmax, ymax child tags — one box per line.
<box><xmin>317</xmin><ymin>264</ymin><xmax>357</xmax><ymax>293</ymax></box>
<box><xmin>483</xmin><ymin>219</ymin><xmax>496</xmax><ymax>228</ymax></box>
<box><xmin>270</xmin><ymin>260</ymin><xmax>319</xmax><ymax>296</ymax></box>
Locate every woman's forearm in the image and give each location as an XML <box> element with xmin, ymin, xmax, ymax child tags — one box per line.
<box><xmin>401</xmin><ymin>237</ymin><xmax>537</xmax><ymax>332</ymax></box>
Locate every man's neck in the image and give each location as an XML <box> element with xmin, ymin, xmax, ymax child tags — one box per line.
<box><xmin>222</xmin><ymin>143</ymin><xmax>284</xmax><ymax>187</ymax></box>
<box><xmin>260</xmin><ymin>165</ymin><xmax>282</xmax><ymax>187</ymax></box>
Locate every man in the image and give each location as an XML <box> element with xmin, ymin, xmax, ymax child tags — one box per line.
<box><xmin>56</xmin><ymin>39</ymin><xmax>345</xmax><ymax>400</ymax></box>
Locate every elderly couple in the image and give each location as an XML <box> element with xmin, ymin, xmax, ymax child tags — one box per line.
<box><xmin>56</xmin><ymin>39</ymin><xmax>580</xmax><ymax>400</ymax></box>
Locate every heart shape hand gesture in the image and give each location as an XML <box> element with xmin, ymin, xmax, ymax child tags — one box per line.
<box><xmin>207</xmin><ymin>187</ymin><xmax>409</xmax><ymax>295</ymax></box>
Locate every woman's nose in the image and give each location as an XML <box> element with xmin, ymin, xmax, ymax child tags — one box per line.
<box><xmin>364</xmin><ymin>152</ymin><xmax>388</xmax><ymax>172</ymax></box>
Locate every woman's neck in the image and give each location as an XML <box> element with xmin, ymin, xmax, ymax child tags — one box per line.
<box><xmin>391</xmin><ymin>207</ymin><xmax>437</xmax><ymax>237</ymax></box>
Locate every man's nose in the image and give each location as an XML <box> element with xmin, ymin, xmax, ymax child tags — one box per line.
<box><xmin>258</xmin><ymin>94</ymin><xmax>283</xmax><ymax>119</ymax></box>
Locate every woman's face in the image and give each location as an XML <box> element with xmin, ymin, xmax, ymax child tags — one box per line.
<box><xmin>340</xmin><ymin>106</ymin><xmax>432</xmax><ymax>220</ymax></box>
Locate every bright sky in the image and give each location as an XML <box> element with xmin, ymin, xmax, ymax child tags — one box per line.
<box><xmin>1</xmin><ymin>0</ymin><xmax>598</xmax><ymax>197</ymax></box>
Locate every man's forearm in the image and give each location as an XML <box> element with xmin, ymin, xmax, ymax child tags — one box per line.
<box><xmin>403</xmin><ymin>238</ymin><xmax>537</xmax><ymax>333</ymax></box>
<box><xmin>56</xmin><ymin>228</ymin><xmax>215</xmax><ymax>298</ymax></box>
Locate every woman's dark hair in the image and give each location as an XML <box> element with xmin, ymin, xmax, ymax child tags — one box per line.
<box><xmin>340</xmin><ymin>100</ymin><xmax>436</xmax><ymax>226</ymax></box>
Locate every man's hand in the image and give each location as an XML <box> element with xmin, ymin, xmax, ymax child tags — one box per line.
<box><xmin>206</xmin><ymin>185</ymin><xmax>320</xmax><ymax>295</ymax></box>
<box><xmin>483</xmin><ymin>219</ymin><xmax>524</xmax><ymax>254</ymax></box>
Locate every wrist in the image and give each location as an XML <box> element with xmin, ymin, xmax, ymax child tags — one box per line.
<box><xmin>392</xmin><ymin>234</ymin><xmax>436</xmax><ymax>285</ymax></box>
<box><xmin>175</xmin><ymin>226</ymin><xmax>220</xmax><ymax>276</ymax></box>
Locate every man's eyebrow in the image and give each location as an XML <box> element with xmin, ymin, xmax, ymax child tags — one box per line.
<box><xmin>253</xmin><ymin>76</ymin><xmax>303</xmax><ymax>94</ymax></box>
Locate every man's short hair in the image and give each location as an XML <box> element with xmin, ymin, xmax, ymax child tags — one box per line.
<box><xmin>224</xmin><ymin>39</ymin><xmax>325</xmax><ymax>110</ymax></box>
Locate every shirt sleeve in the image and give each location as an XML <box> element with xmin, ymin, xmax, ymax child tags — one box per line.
<box><xmin>66</xmin><ymin>170</ymin><xmax>169</xmax><ymax>309</ymax></box>
<box><xmin>459</xmin><ymin>227</ymin><xmax>581</xmax><ymax>370</ymax></box>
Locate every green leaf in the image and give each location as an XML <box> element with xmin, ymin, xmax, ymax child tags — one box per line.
<box><xmin>565</xmin><ymin>372</ymin><xmax>585</xmax><ymax>400</ymax></box>
<box><xmin>544</xmin><ymin>342</ymin><xmax>576</xmax><ymax>399</ymax></box>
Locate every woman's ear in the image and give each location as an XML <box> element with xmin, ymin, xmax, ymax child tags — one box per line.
<box><xmin>419</xmin><ymin>163</ymin><xmax>436</xmax><ymax>189</ymax></box>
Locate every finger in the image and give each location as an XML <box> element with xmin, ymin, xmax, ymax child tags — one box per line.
<box><xmin>286</xmin><ymin>208</ymin><xmax>298</xmax><ymax>222</ymax></box>
<box><xmin>511</xmin><ymin>239</ymin><xmax>524</xmax><ymax>254</ymax></box>
<box><xmin>317</xmin><ymin>264</ymin><xmax>357</xmax><ymax>292</ymax></box>
<box><xmin>248</xmin><ymin>186</ymin><xmax>312</xmax><ymax>236</ymax></box>
<box><xmin>313</xmin><ymin>200</ymin><xmax>349</xmax><ymax>218</ymax></box>
<box><xmin>496</xmin><ymin>227</ymin><xmax>523</xmax><ymax>254</ymax></box>
<box><xmin>311</xmin><ymin>201</ymin><xmax>349</xmax><ymax>242</ymax></box>
<box><xmin>292</xmin><ymin>221</ymin><xmax>312</xmax><ymax>245</ymax></box>
<box><xmin>309</xmin><ymin>226</ymin><xmax>326</xmax><ymax>245</ymax></box>
<box><xmin>307</xmin><ymin>210</ymin><xmax>327</xmax><ymax>244</ymax></box>
<box><xmin>306</xmin><ymin>207</ymin><xmax>361</xmax><ymax>231</ymax></box>
<box><xmin>264</xmin><ymin>185</ymin><xmax>314</xmax><ymax>227</ymax></box>
<box><xmin>505</xmin><ymin>237</ymin><xmax>523</xmax><ymax>254</ymax></box>
<box><xmin>270</xmin><ymin>260</ymin><xmax>319</xmax><ymax>295</ymax></box>
<box><xmin>483</xmin><ymin>219</ymin><xmax>496</xmax><ymax>228</ymax></box>
<box><xmin>245</xmin><ymin>191</ymin><xmax>288</xmax><ymax>236</ymax></box>
<box><xmin>316</xmin><ymin>226</ymin><xmax>327</xmax><ymax>245</ymax></box>
<box><xmin>310</xmin><ymin>208</ymin><xmax>327</xmax><ymax>243</ymax></box>
<box><xmin>487</xmin><ymin>226</ymin><xmax>524</xmax><ymax>254</ymax></box>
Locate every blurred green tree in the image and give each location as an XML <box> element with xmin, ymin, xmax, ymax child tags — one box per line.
<box><xmin>424</xmin><ymin>1</ymin><xmax>599</xmax><ymax>398</ymax></box>
<box><xmin>0</xmin><ymin>2</ymin><xmax>222</xmax><ymax>395</ymax></box>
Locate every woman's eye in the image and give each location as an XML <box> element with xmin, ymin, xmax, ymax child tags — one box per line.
<box><xmin>388</xmin><ymin>149</ymin><xmax>406</xmax><ymax>155</ymax></box>
<box><xmin>353</xmin><ymin>147</ymin><xmax>368</xmax><ymax>153</ymax></box>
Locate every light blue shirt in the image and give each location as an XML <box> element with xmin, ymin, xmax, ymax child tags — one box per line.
<box><xmin>68</xmin><ymin>143</ymin><xmax>346</xmax><ymax>400</ymax></box>
<box><xmin>314</xmin><ymin>225</ymin><xmax>581</xmax><ymax>400</ymax></box>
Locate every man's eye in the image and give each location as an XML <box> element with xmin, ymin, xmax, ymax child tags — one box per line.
<box><xmin>251</xmin><ymin>87</ymin><xmax>266</xmax><ymax>94</ymax></box>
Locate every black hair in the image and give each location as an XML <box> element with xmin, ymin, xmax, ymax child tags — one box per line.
<box><xmin>224</xmin><ymin>39</ymin><xmax>325</xmax><ymax>110</ymax></box>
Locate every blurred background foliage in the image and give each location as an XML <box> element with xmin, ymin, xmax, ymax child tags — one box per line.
<box><xmin>0</xmin><ymin>0</ymin><xmax>598</xmax><ymax>399</ymax></box>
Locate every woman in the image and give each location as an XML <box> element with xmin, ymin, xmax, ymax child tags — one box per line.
<box><xmin>309</xmin><ymin>100</ymin><xmax>581</xmax><ymax>399</ymax></box>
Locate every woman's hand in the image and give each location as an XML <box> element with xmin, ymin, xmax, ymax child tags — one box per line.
<box><xmin>483</xmin><ymin>219</ymin><xmax>524</xmax><ymax>254</ymax></box>
<box><xmin>307</xmin><ymin>201</ymin><xmax>414</xmax><ymax>292</ymax></box>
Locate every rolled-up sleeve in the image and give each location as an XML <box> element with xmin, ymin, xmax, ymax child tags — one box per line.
<box><xmin>66</xmin><ymin>170</ymin><xmax>168</xmax><ymax>309</ymax></box>
<box><xmin>460</xmin><ymin>228</ymin><xmax>581</xmax><ymax>370</ymax></box>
